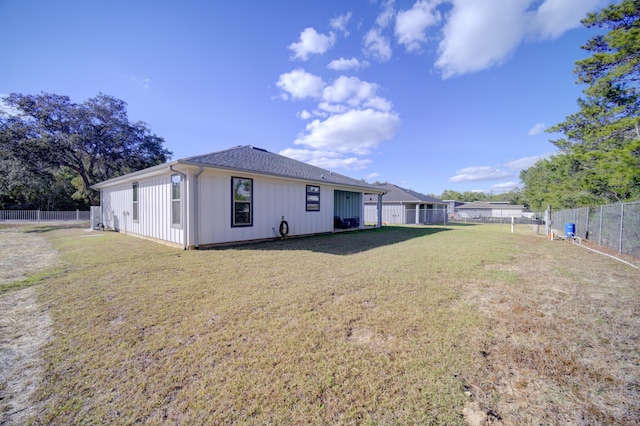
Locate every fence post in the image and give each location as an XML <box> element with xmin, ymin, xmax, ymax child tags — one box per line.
<box><xmin>619</xmin><ymin>203</ymin><xmax>624</xmax><ymax>254</ymax></box>
<box><xmin>599</xmin><ymin>206</ymin><xmax>603</xmax><ymax>246</ymax></box>
<box><xmin>37</xmin><ymin>210</ymin><xmax>41</xmax><ymax>223</ymax></box>
<box><xmin>585</xmin><ymin>206</ymin><xmax>590</xmax><ymax>240</ymax></box>
<box><xmin>76</xmin><ymin>209</ymin><xmax>80</xmax><ymax>222</ymax></box>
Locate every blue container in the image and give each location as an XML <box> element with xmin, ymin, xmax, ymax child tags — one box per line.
<box><xmin>565</xmin><ymin>222</ymin><xmax>575</xmax><ymax>238</ymax></box>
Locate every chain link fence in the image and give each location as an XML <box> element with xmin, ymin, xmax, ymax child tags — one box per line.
<box><xmin>551</xmin><ymin>201</ymin><xmax>640</xmax><ymax>259</ymax></box>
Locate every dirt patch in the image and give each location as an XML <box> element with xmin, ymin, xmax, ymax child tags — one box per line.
<box><xmin>0</xmin><ymin>227</ymin><xmax>56</xmax><ymax>425</ymax></box>
<box><xmin>460</xmin><ymin>243</ymin><xmax>640</xmax><ymax>424</ymax></box>
<box><xmin>0</xmin><ymin>227</ymin><xmax>58</xmax><ymax>285</ymax></box>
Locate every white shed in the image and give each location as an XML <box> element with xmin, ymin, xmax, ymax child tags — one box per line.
<box><xmin>456</xmin><ymin>201</ymin><xmax>526</xmax><ymax>219</ymax></box>
<box><xmin>91</xmin><ymin>145</ymin><xmax>386</xmax><ymax>249</ymax></box>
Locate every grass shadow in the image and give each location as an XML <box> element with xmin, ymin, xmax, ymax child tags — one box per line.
<box><xmin>21</xmin><ymin>223</ymin><xmax>89</xmax><ymax>233</ymax></box>
<box><xmin>217</xmin><ymin>225</ymin><xmax>451</xmax><ymax>255</ymax></box>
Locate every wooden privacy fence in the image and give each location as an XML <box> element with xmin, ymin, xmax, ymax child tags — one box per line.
<box><xmin>0</xmin><ymin>210</ymin><xmax>90</xmax><ymax>223</ymax></box>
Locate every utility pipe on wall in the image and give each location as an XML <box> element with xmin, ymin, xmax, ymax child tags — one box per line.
<box><xmin>170</xmin><ymin>165</ymin><xmax>188</xmax><ymax>250</ymax></box>
<box><xmin>193</xmin><ymin>166</ymin><xmax>204</xmax><ymax>249</ymax></box>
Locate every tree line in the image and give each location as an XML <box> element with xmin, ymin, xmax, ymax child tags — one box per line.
<box><xmin>0</xmin><ymin>93</ymin><xmax>171</xmax><ymax>210</ymax></box>
<box><xmin>440</xmin><ymin>1</ymin><xmax>639</xmax><ymax>211</ymax></box>
<box><xmin>521</xmin><ymin>0</ymin><xmax>640</xmax><ymax>211</ymax></box>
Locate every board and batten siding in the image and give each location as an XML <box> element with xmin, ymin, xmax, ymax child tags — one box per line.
<box><xmin>334</xmin><ymin>190</ymin><xmax>362</xmax><ymax>219</ymax></box>
<box><xmin>197</xmin><ymin>169</ymin><xmax>335</xmax><ymax>246</ymax></box>
<box><xmin>381</xmin><ymin>203</ymin><xmax>405</xmax><ymax>224</ymax></box>
<box><xmin>100</xmin><ymin>175</ymin><xmax>184</xmax><ymax>246</ymax></box>
<box><xmin>364</xmin><ymin>204</ymin><xmax>379</xmax><ymax>224</ymax></box>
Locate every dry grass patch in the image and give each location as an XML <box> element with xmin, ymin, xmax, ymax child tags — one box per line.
<box><xmin>0</xmin><ymin>226</ymin><xmax>59</xmax><ymax>292</ymax></box>
<box><xmin>459</xmin><ymin>227</ymin><xmax>640</xmax><ymax>424</ymax></box>
<box><xmin>32</xmin><ymin>226</ymin><xmax>479</xmax><ymax>424</ymax></box>
<box><xmin>3</xmin><ymin>223</ymin><xmax>637</xmax><ymax>425</ymax></box>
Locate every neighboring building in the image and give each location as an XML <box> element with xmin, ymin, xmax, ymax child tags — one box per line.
<box><xmin>363</xmin><ymin>183</ymin><xmax>447</xmax><ymax>225</ymax></box>
<box><xmin>91</xmin><ymin>145</ymin><xmax>386</xmax><ymax>249</ymax></box>
<box><xmin>455</xmin><ymin>201</ymin><xmax>527</xmax><ymax>219</ymax></box>
<box><xmin>442</xmin><ymin>200</ymin><xmax>464</xmax><ymax>218</ymax></box>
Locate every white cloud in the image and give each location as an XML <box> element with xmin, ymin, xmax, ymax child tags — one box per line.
<box><xmin>279</xmin><ymin>148</ymin><xmax>372</xmax><ymax>170</ymax></box>
<box><xmin>330</xmin><ymin>12</ymin><xmax>353</xmax><ymax>36</ymax></box>
<box><xmin>276</xmin><ymin>69</ymin><xmax>326</xmax><ymax>99</ymax></box>
<box><xmin>395</xmin><ymin>0</ymin><xmax>442</xmax><ymax>53</ymax></box>
<box><xmin>276</xmin><ymin>69</ymin><xmax>400</xmax><ymax>171</ymax></box>
<box><xmin>449</xmin><ymin>154</ymin><xmax>550</xmax><ymax>183</ymax></box>
<box><xmin>298</xmin><ymin>110</ymin><xmax>312</xmax><ymax>120</ymax></box>
<box><xmin>528</xmin><ymin>0</ymin><xmax>605</xmax><ymax>40</ymax></box>
<box><xmin>449</xmin><ymin>165</ymin><xmax>515</xmax><ymax>183</ymax></box>
<box><xmin>528</xmin><ymin>123</ymin><xmax>546</xmax><ymax>136</ymax></box>
<box><xmin>489</xmin><ymin>181</ymin><xmax>520</xmax><ymax>193</ymax></box>
<box><xmin>294</xmin><ymin>109</ymin><xmax>400</xmax><ymax>155</ymax></box>
<box><xmin>327</xmin><ymin>57</ymin><xmax>370</xmax><ymax>71</ymax></box>
<box><xmin>502</xmin><ymin>154</ymin><xmax>549</xmax><ymax>170</ymax></box>
<box><xmin>363</xmin><ymin>28</ymin><xmax>392</xmax><ymax>62</ymax></box>
<box><xmin>367</xmin><ymin>172</ymin><xmax>381</xmax><ymax>180</ymax></box>
<box><xmin>288</xmin><ymin>27</ymin><xmax>337</xmax><ymax>61</ymax></box>
<box><xmin>317</xmin><ymin>102</ymin><xmax>348</xmax><ymax>114</ymax></box>
<box><xmin>323</xmin><ymin>76</ymin><xmax>379</xmax><ymax>107</ymax></box>
<box><xmin>435</xmin><ymin>0</ymin><xmax>606</xmax><ymax>78</ymax></box>
<box><xmin>131</xmin><ymin>76</ymin><xmax>150</xmax><ymax>89</ymax></box>
<box><xmin>364</xmin><ymin>96</ymin><xmax>393</xmax><ymax>112</ymax></box>
<box><xmin>435</xmin><ymin>0</ymin><xmax>526</xmax><ymax>78</ymax></box>
<box><xmin>376</xmin><ymin>0</ymin><xmax>396</xmax><ymax>28</ymax></box>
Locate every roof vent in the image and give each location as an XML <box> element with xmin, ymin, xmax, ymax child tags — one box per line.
<box><xmin>251</xmin><ymin>146</ymin><xmax>268</xmax><ymax>152</ymax></box>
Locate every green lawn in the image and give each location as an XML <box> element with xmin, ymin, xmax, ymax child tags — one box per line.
<box><xmin>7</xmin><ymin>224</ymin><xmax>640</xmax><ymax>424</ymax></box>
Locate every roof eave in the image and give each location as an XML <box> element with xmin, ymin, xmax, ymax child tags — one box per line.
<box><xmin>176</xmin><ymin>159</ymin><xmax>384</xmax><ymax>193</ymax></box>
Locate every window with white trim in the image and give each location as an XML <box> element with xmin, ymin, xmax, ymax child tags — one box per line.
<box><xmin>132</xmin><ymin>182</ymin><xmax>139</xmax><ymax>222</ymax></box>
<box><xmin>171</xmin><ymin>175</ymin><xmax>181</xmax><ymax>227</ymax></box>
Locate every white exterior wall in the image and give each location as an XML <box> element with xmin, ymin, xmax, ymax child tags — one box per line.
<box><xmin>364</xmin><ymin>204</ymin><xmax>378</xmax><ymax>224</ymax></box>
<box><xmin>196</xmin><ymin>170</ymin><xmax>336</xmax><ymax>246</ymax></box>
<box><xmin>381</xmin><ymin>203</ymin><xmax>405</xmax><ymax>224</ymax></box>
<box><xmin>100</xmin><ymin>174</ymin><xmax>184</xmax><ymax>246</ymax></box>
<box><xmin>491</xmin><ymin>208</ymin><xmax>523</xmax><ymax>218</ymax></box>
<box><xmin>97</xmin><ymin>166</ymin><xmax>379</xmax><ymax>248</ymax></box>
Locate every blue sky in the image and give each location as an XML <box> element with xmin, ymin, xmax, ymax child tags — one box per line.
<box><xmin>0</xmin><ymin>0</ymin><xmax>611</xmax><ymax>196</ymax></box>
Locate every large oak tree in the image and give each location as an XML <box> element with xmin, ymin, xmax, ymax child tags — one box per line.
<box><xmin>1</xmin><ymin>93</ymin><xmax>172</xmax><ymax>207</ymax></box>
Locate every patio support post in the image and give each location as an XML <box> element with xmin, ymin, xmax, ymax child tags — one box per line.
<box><xmin>377</xmin><ymin>194</ymin><xmax>383</xmax><ymax>227</ymax></box>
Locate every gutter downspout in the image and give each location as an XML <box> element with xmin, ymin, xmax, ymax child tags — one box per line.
<box><xmin>377</xmin><ymin>191</ymin><xmax>386</xmax><ymax>227</ymax></box>
<box><xmin>193</xmin><ymin>166</ymin><xmax>205</xmax><ymax>249</ymax></box>
<box><xmin>170</xmin><ymin>165</ymin><xmax>188</xmax><ymax>250</ymax></box>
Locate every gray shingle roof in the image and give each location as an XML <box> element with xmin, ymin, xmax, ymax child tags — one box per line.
<box><xmin>179</xmin><ymin>145</ymin><xmax>382</xmax><ymax>192</ymax></box>
<box><xmin>364</xmin><ymin>183</ymin><xmax>445</xmax><ymax>204</ymax></box>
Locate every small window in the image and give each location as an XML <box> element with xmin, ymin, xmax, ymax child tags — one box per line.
<box><xmin>132</xmin><ymin>182</ymin><xmax>139</xmax><ymax>222</ymax></box>
<box><xmin>306</xmin><ymin>185</ymin><xmax>320</xmax><ymax>211</ymax></box>
<box><xmin>232</xmin><ymin>177</ymin><xmax>253</xmax><ymax>227</ymax></box>
<box><xmin>171</xmin><ymin>175</ymin><xmax>181</xmax><ymax>228</ymax></box>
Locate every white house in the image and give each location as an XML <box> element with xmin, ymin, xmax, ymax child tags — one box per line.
<box><xmin>91</xmin><ymin>145</ymin><xmax>386</xmax><ymax>249</ymax></box>
<box><xmin>363</xmin><ymin>183</ymin><xmax>447</xmax><ymax>225</ymax></box>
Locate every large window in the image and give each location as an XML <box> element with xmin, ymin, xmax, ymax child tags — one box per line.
<box><xmin>171</xmin><ymin>175</ymin><xmax>181</xmax><ymax>227</ymax></box>
<box><xmin>232</xmin><ymin>177</ymin><xmax>253</xmax><ymax>227</ymax></box>
<box><xmin>132</xmin><ymin>182</ymin><xmax>139</xmax><ymax>222</ymax></box>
